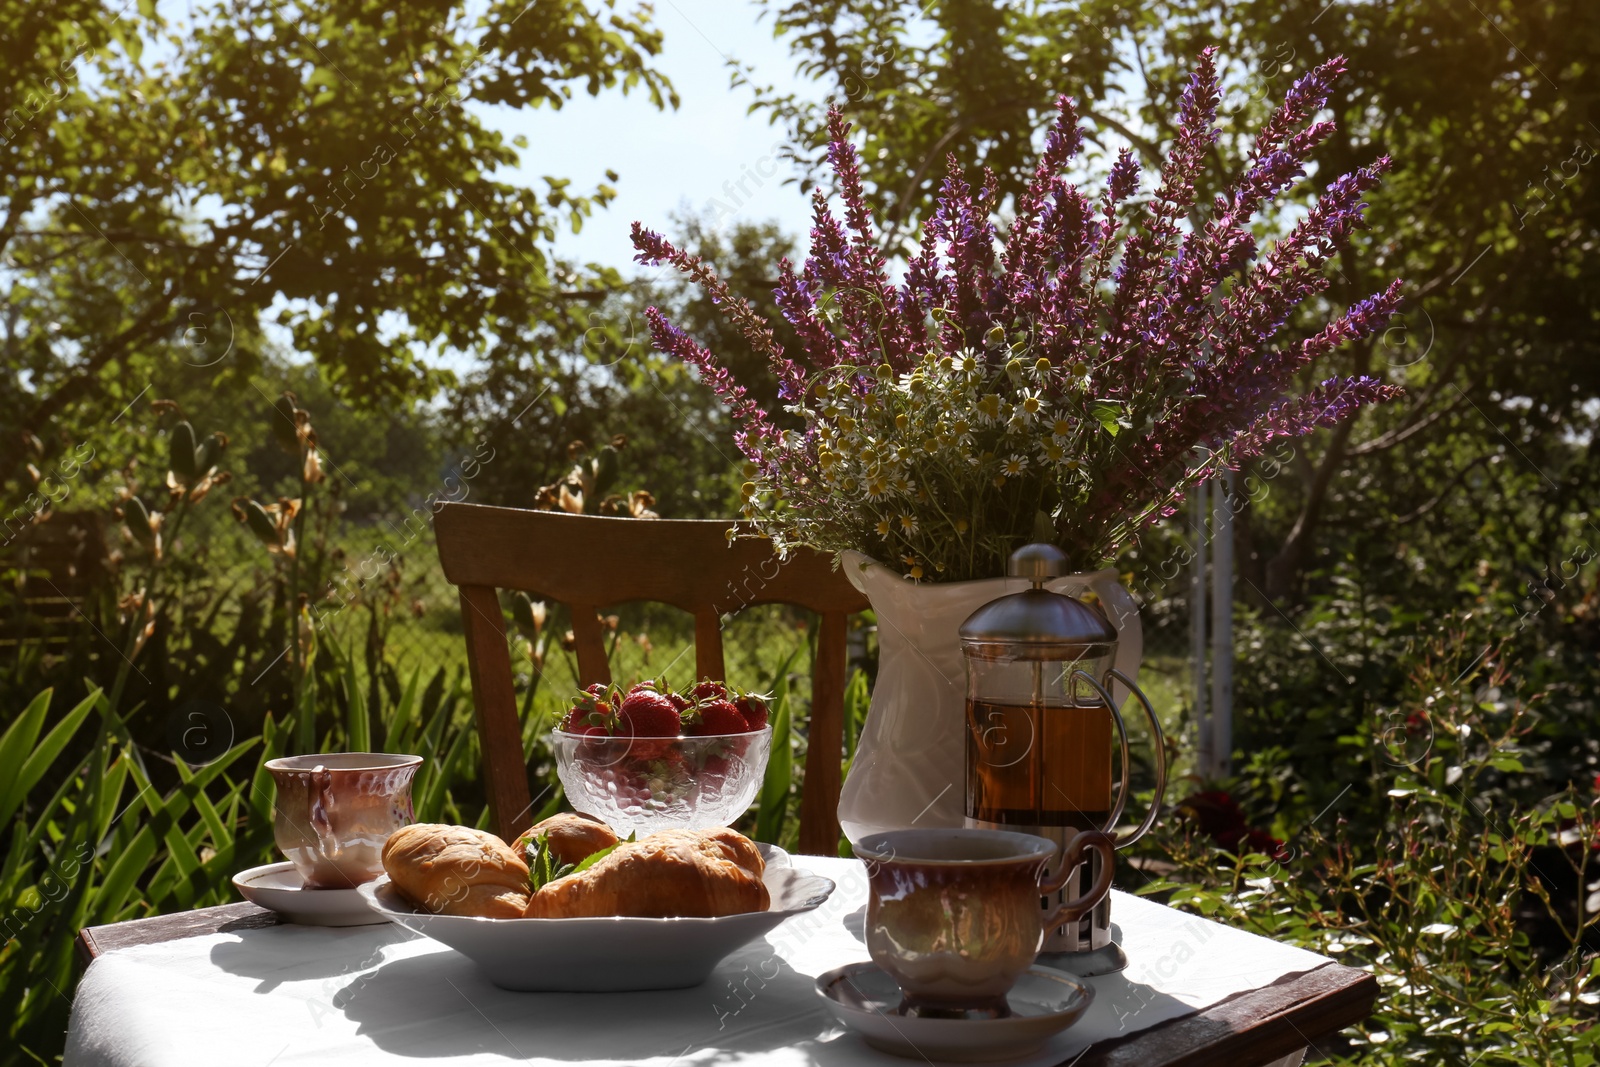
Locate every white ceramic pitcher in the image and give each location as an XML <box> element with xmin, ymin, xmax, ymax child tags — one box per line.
<box><xmin>836</xmin><ymin>550</ymin><xmax>1142</xmax><ymax>843</ymax></box>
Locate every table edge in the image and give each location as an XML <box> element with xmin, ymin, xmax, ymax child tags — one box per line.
<box><xmin>77</xmin><ymin>900</ymin><xmax>279</xmax><ymax>965</ymax></box>
<box><xmin>1071</xmin><ymin>960</ymin><xmax>1378</xmax><ymax>1067</ymax></box>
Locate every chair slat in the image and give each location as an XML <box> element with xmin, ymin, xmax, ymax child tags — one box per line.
<box><xmin>457</xmin><ymin>585</ymin><xmax>533</xmax><ymax>839</ymax></box>
<box><xmin>693</xmin><ymin>610</ymin><xmax>725</xmax><ymax>684</ymax></box>
<box><xmin>800</xmin><ymin>611</ymin><xmax>849</xmax><ymax>855</ymax></box>
<box><xmin>569</xmin><ymin>605</ymin><xmax>610</xmax><ymax>688</ymax></box>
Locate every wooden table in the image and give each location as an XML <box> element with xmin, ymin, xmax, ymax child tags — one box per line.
<box><xmin>77</xmin><ymin>900</ymin><xmax>1376</xmax><ymax>1067</ymax></box>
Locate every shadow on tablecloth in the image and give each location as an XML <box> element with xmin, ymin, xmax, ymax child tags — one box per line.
<box><xmin>331</xmin><ymin>935</ymin><xmax>834</xmax><ymax>1062</ymax></box>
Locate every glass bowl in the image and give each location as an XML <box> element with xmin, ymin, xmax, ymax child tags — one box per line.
<box><xmin>551</xmin><ymin>726</ymin><xmax>773</xmax><ymax>839</ymax></box>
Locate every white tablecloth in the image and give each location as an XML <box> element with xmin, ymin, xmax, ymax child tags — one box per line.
<box><xmin>66</xmin><ymin>857</ymin><xmax>1331</xmax><ymax>1066</ymax></box>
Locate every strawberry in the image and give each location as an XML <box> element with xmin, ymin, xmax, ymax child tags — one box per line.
<box><xmin>689</xmin><ymin>680</ymin><xmax>728</xmax><ymax>702</ymax></box>
<box><xmin>618</xmin><ymin>690</ymin><xmax>681</xmax><ymax>736</ymax></box>
<box><xmin>668</xmin><ymin>691</ymin><xmax>691</xmax><ymax>712</ymax></box>
<box><xmin>562</xmin><ymin>685</ymin><xmax>615</xmax><ymax>733</ymax></box>
<box><xmin>616</xmin><ymin>688</ymin><xmax>682</xmax><ymax>758</ymax></box>
<box><xmin>735</xmin><ymin>694</ymin><xmax>769</xmax><ymax>731</ymax></box>
<box><xmin>690</xmin><ymin>699</ymin><xmax>748</xmax><ymax>736</ymax></box>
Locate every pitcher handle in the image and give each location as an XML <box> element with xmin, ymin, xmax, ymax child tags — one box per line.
<box><xmin>1069</xmin><ymin>669</ymin><xmax>1131</xmax><ymax>836</ymax></box>
<box><xmin>1107</xmin><ymin>668</ymin><xmax>1167</xmax><ymax>848</ymax></box>
<box><xmin>1039</xmin><ymin>830</ymin><xmax>1116</xmax><ymax>930</ymax></box>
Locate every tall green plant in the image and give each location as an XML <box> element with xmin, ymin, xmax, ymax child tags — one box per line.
<box><xmin>0</xmin><ymin>687</ymin><xmax>273</xmax><ymax>1064</ymax></box>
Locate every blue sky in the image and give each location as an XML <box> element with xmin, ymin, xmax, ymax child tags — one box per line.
<box><xmin>474</xmin><ymin>0</ymin><xmax>825</xmax><ymax>274</ymax></box>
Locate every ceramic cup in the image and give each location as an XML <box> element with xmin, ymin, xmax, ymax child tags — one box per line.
<box><xmin>264</xmin><ymin>753</ymin><xmax>422</xmax><ymax>889</ymax></box>
<box><xmin>854</xmin><ymin>827</ymin><xmax>1115</xmax><ymax>1018</ymax></box>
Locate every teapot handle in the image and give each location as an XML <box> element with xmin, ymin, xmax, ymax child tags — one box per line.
<box><xmin>1107</xmin><ymin>668</ymin><xmax>1167</xmax><ymax>848</ymax></box>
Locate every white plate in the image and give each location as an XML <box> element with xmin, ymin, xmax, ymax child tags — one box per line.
<box><xmin>232</xmin><ymin>862</ymin><xmax>390</xmax><ymax>927</ymax></box>
<box><xmin>357</xmin><ymin>865</ymin><xmax>835</xmax><ymax>991</ymax></box>
<box><xmin>816</xmin><ymin>962</ymin><xmax>1094</xmax><ymax>1063</ymax></box>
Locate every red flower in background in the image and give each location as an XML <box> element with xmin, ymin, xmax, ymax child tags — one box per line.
<box><xmin>1178</xmin><ymin>790</ymin><xmax>1246</xmax><ymax>837</ymax></box>
<box><xmin>1178</xmin><ymin>790</ymin><xmax>1287</xmax><ymax>861</ymax></box>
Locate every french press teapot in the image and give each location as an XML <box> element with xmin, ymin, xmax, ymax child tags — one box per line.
<box><xmin>959</xmin><ymin>543</ymin><xmax>1168</xmax><ymax>976</ymax></box>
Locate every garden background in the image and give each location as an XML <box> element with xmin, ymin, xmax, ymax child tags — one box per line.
<box><xmin>3</xmin><ymin>0</ymin><xmax>1599</xmax><ymax>1063</ymax></box>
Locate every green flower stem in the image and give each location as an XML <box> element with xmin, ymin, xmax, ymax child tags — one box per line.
<box><xmin>291</xmin><ymin>455</ymin><xmax>314</xmax><ymax>753</ymax></box>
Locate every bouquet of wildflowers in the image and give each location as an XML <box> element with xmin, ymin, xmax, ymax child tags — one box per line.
<box><xmin>632</xmin><ymin>50</ymin><xmax>1401</xmax><ymax>581</ymax></box>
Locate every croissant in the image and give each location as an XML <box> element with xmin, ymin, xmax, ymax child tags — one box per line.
<box><xmin>382</xmin><ymin>823</ymin><xmax>530</xmax><ymax>918</ymax></box>
<box><xmin>513</xmin><ymin>812</ymin><xmax>619</xmax><ymax>867</ymax></box>
<box><xmin>524</xmin><ymin>826</ymin><xmax>768</xmax><ymax>918</ymax></box>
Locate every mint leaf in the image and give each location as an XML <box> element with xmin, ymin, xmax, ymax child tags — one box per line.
<box><xmin>525</xmin><ymin>831</ymin><xmax>577</xmax><ymax>891</ymax></box>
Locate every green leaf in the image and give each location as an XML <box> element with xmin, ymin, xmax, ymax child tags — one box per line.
<box><xmin>236</xmin><ymin>499</ymin><xmax>279</xmax><ymax>548</ymax></box>
<box><xmin>0</xmin><ymin>689</ymin><xmax>52</xmax><ymax>827</ymax></box>
<box><xmin>754</xmin><ymin>651</ymin><xmax>797</xmax><ymax>844</ymax></box>
<box><xmin>571</xmin><ymin>842</ymin><xmax>619</xmax><ymax>873</ymax></box>
<box><xmin>341</xmin><ymin>640</ymin><xmax>371</xmax><ymax>752</ymax></box>
<box><xmin>523</xmin><ymin>831</ymin><xmax>578</xmax><ymax>891</ymax></box>
<box><xmin>5</xmin><ymin>689</ymin><xmax>99</xmax><ymax>829</ymax></box>
<box><xmin>168</xmin><ymin>421</ymin><xmax>198</xmax><ymax>483</ymax></box>
<box><xmin>1089</xmin><ymin>400</ymin><xmax>1129</xmax><ymax>437</ymax></box>
<box><xmin>385</xmin><ymin>666</ymin><xmax>423</xmax><ymax>750</ymax></box>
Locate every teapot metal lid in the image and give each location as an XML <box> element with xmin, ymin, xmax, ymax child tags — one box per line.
<box><xmin>959</xmin><ymin>543</ymin><xmax>1117</xmax><ymax>662</ymax></box>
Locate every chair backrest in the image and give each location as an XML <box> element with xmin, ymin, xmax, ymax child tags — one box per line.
<box><xmin>432</xmin><ymin>502</ymin><xmax>869</xmax><ymax>854</ymax></box>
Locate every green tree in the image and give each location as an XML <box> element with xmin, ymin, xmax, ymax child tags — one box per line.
<box><xmin>1</xmin><ymin>0</ymin><xmax>674</xmax><ymax>487</ymax></box>
<box><xmin>459</xmin><ymin>216</ymin><xmax>802</xmax><ymax>519</ymax></box>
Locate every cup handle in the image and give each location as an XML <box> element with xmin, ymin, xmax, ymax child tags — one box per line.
<box><xmin>308</xmin><ymin>767</ymin><xmax>339</xmax><ymax>857</ymax></box>
<box><xmin>1039</xmin><ymin>830</ymin><xmax>1116</xmax><ymax>931</ymax></box>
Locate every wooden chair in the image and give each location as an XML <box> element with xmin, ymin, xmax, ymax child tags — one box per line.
<box><xmin>431</xmin><ymin>503</ymin><xmax>870</xmax><ymax>854</ymax></box>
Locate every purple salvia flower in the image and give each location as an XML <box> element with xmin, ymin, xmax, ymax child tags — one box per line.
<box><xmin>1003</xmin><ymin>96</ymin><xmax>1085</xmax><ymax>290</ymax></box>
<box><xmin>825</xmin><ymin>108</ymin><xmax>916</xmax><ymax>368</ymax></box>
<box><xmin>631</xmin><ymin>223</ymin><xmax>805</xmax><ymax>398</ymax></box>
<box><xmin>643</xmin><ymin>307</ymin><xmax>780</xmax><ymax>463</ymax></box>
<box><xmin>1216</xmin><ymin>157</ymin><xmax>1392</xmax><ymax>362</ymax></box>
<box><xmin>799</xmin><ymin>189</ymin><xmax>889</xmax><ymax>368</ymax></box>
<box><xmin>1103</xmin><ymin>48</ymin><xmax>1220</xmax><ymax>392</ymax></box>
<box><xmin>1250</xmin><ymin>57</ymin><xmax>1347</xmax><ymax>164</ymax></box>
<box><xmin>632</xmin><ymin>50</ymin><xmax>1402</xmax><ymax>572</ymax></box>
<box><xmin>773</xmin><ymin>257</ymin><xmax>841</xmax><ymax>377</ymax></box>
<box><xmin>1229</xmin><ymin>375</ymin><xmax>1403</xmax><ymax>462</ymax></box>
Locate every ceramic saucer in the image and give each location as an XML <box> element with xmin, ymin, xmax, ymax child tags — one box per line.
<box><xmin>233</xmin><ymin>862</ymin><xmax>389</xmax><ymax>927</ymax></box>
<box><xmin>815</xmin><ymin>961</ymin><xmax>1094</xmax><ymax>1063</ymax></box>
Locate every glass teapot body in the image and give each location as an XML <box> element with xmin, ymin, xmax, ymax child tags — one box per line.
<box><xmin>964</xmin><ymin>651</ymin><xmax>1118</xmax><ymax>834</ymax></box>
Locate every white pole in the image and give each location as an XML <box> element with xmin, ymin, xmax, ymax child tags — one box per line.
<box><xmin>1190</xmin><ymin>482</ymin><xmax>1210</xmax><ymax>774</ymax></box>
<box><xmin>1209</xmin><ymin>471</ymin><xmax>1235</xmax><ymax>777</ymax></box>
